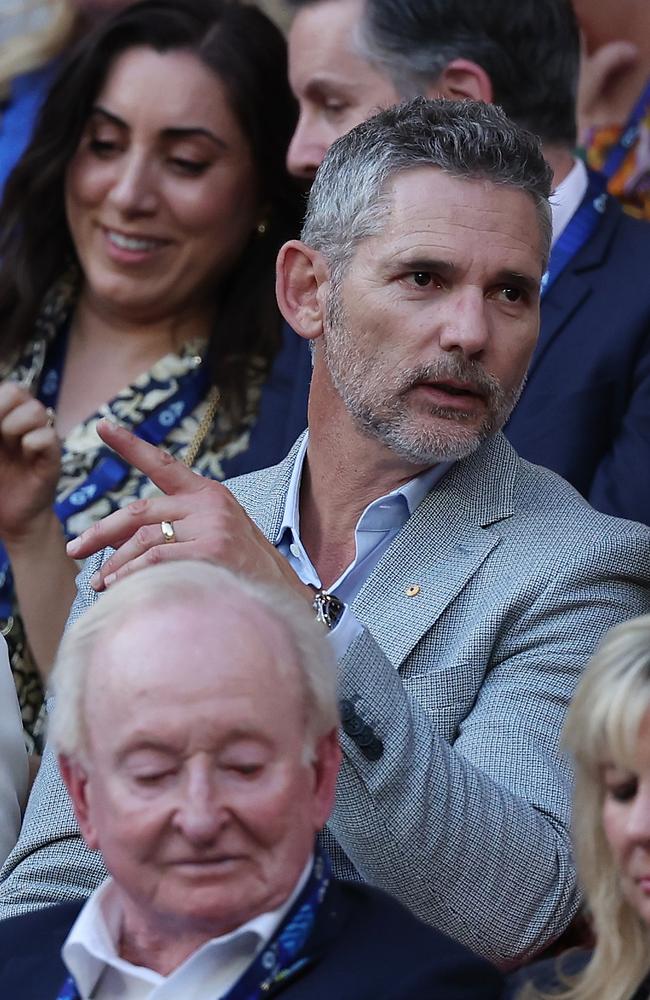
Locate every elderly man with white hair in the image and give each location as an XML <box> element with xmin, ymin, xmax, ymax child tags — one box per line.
<box><xmin>0</xmin><ymin>562</ymin><xmax>502</xmax><ymax>999</ymax></box>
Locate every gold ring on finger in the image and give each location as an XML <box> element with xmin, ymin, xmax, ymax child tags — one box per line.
<box><xmin>160</xmin><ymin>520</ymin><xmax>176</xmax><ymax>544</ymax></box>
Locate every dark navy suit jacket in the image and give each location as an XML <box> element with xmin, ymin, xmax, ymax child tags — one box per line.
<box><xmin>221</xmin><ymin>321</ymin><xmax>311</xmax><ymax>480</ymax></box>
<box><xmin>505</xmin><ymin>189</ymin><xmax>650</xmax><ymax>523</ymax></box>
<box><xmin>506</xmin><ymin>949</ymin><xmax>650</xmax><ymax>1000</ymax></box>
<box><xmin>0</xmin><ymin>880</ymin><xmax>503</xmax><ymax>999</ymax></box>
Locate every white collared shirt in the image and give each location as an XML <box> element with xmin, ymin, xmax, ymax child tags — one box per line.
<box><xmin>549</xmin><ymin>157</ymin><xmax>589</xmax><ymax>246</ymax></box>
<box><xmin>62</xmin><ymin>859</ymin><xmax>312</xmax><ymax>999</ymax></box>
<box><xmin>275</xmin><ymin>434</ymin><xmax>452</xmax><ymax>657</ymax></box>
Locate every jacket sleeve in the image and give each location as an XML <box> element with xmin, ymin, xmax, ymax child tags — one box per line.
<box><xmin>328</xmin><ymin>530</ymin><xmax>650</xmax><ymax>966</ymax></box>
<box><xmin>0</xmin><ymin>638</ymin><xmax>28</xmax><ymax>869</ymax></box>
<box><xmin>0</xmin><ymin>554</ymin><xmax>108</xmax><ymax>916</ymax></box>
<box><xmin>587</xmin><ymin>324</ymin><xmax>650</xmax><ymax>523</ymax></box>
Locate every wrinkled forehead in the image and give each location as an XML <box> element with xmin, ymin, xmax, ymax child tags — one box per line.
<box><xmin>112</xmin><ymin>594</ymin><xmax>295</xmax><ymax>664</ymax></box>
<box><xmin>359</xmin><ymin>165</ymin><xmax>547</xmax><ymax>260</ymax></box>
<box><xmin>83</xmin><ymin>598</ymin><xmax>306</xmax><ymax>729</ymax></box>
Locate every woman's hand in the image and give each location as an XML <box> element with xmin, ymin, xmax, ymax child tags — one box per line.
<box><xmin>0</xmin><ymin>383</ymin><xmax>61</xmax><ymax>546</ymax></box>
<box><xmin>67</xmin><ymin>419</ymin><xmax>313</xmax><ymax>606</ymax></box>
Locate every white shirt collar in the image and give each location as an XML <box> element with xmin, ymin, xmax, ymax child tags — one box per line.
<box><xmin>549</xmin><ymin>157</ymin><xmax>589</xmax><ymax>246</ymax></box>
<box><xmin>63</xmin><ymin>857</ymin><xmax>313</xmax><ymax>999</ymax></box>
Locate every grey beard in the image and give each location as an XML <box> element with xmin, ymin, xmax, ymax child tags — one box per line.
<box><xmin>323</xmin><ymin>290</ymin><xmax>525</xmax><ymax>466</ymax></box>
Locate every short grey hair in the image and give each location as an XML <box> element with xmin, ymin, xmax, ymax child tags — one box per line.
<box><xmin>301</xmin><ymin>97</ymin><xmax>553</xmax><ymax>284</ymax></box>
<box><xmin>49</xmin><ymin>562</ymin><xmax>340</xmax><ymax>761</ymax></box>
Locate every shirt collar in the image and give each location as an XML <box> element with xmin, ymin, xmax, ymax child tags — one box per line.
<box><xmin>275</xmin><ymin>432</ymin><xmax>452</xmax><ymax>549</ymax></box>
<box><xmin>275</xmin><ymin>433</ymin><xmax>309</xmax><ymax>546</ymax></box>
<box><xmin>549</xmin><ymin>157</ymin><xmax>589</xmax><ymax>246</ymax></box>
<box><xmin>63</xmin><ymin>857</ymin><xmax>314</xmax><ymax>997</ymax></box>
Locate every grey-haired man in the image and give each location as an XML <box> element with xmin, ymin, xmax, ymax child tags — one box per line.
<box><xmin>285</xmin><ymin>0</ymin><xmax>650</xmax><ymax>524</ymax></box>
<box><xmin>3</xmin><ymin>100</ymin><xmax>650</xmax><ymax>968</ymax></box>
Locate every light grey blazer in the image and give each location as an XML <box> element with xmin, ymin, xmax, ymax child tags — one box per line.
<box><xmin>1</xmin><ymin>433</ymin><xmax>649</xmax><ymax>966</ymax></box>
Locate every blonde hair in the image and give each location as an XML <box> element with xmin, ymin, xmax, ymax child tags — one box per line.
<box><xmin>520</xmin><ymin>615</ymin><xmax>650</xmax><ymax>1000</ymax></box>
<box><xmin>0</xmin><ymin>1</ymin><xmax>77</xmax><ymax>100</ymax></box>
<box><xmin>49</xmin><ymin>561</ymin><xmax>340</xmax><ymax>762</ymax></box>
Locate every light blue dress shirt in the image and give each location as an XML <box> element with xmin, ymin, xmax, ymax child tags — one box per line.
<box><xmin>275</xmin><ymin>434</ymin><xmax>452</xmax><ymax>657</ymax></box>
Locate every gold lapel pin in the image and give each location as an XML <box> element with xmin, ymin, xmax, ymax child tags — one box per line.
<box><xmin>405</xmin><ymin>584</ymin><xmax>421</xmax><ymax>597</ymax></box>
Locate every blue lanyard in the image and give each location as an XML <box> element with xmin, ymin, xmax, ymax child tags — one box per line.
<box><xmin>50</xmin><ymin>365</ymin><xmax>209</xmax><ymax>522</ymax></box>
<box><xmin>0</xmin><ymin>343</ymin><xmax>210</xmax><ymax>622</ymax></box>
<box><xmin>540</xmin><ymin>169</ymin><xmax>609</xmax><ymax>299</ymax></box>
<box><xmin>599</xmin><ymin>77</ymin><xmax>650</xmax><ymax>182</ymax></box>
<box><xmin>55</xmin><ymin>850</ymin><xmax>331</xmax><ymax>1000</ymax></box>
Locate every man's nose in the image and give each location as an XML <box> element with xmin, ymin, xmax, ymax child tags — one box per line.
<box><xmin>174</xmin><ymin>770</ymin><xmax>227</xmax><ymax>845</ymax></box>
<box><xmin>107</xmin><ymin>152</ymin><xmax>159</xmax><ymax>216</ymax></box>
<box><xmin>437</xmin><ymin>289</ymin><xmax>490</xmax><ymax>359</ymax></box>
<box><xmin>286</xmin><ymin>114</ymin><xmax>328</xmax><ymax>181</ymax></box>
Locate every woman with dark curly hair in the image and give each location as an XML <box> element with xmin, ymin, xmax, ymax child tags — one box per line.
<box><xmin>0</xmin><ymin>0</ymin><xmax>309</xmax><ymax>750</ymax></box>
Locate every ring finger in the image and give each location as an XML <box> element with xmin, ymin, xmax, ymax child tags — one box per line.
<box><xmin>89</xmin><ymin>519</ymin><xmax>185</xmax><ymax>590</ymax></box>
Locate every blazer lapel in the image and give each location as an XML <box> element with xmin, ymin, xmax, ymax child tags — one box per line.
<box><xmin>351</xmin><ymin>434</ymin><xmax>518</xmax><ymax>668</ymax></box>
<box><xmin>227</xmin><ymin>433</ymin><xmax>306</xmax><ymax>541</ymax></box>
<box><xmin>529</xmin><ymin>191</ymin><xmax>622</xmax><ymax>377</ymax></box>
<box><xmin>233</xmin><ymin>432</ymin><xmax>520</xmax><ymax>670</ymax></box>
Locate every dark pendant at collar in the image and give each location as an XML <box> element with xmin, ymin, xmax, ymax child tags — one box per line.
<box><xmin>312</xmin><ymin>590</ymin><xmax>345</xmax><ymax>630</ymax></box>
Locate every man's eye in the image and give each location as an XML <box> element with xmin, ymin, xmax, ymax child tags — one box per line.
<box><xmin>500</xmin><ymin>287</ymin><xmax>522</xmax><ymax>303</ymax></box>
<box><xmin>222</xmin><ymin>761</ymin><xmax>264</xmax><ymax>778</ymax></box>
<box><xmin>134</xmin><ymin>771</ymin><xmax>173</xmax><ymax>785</ymax></box>
<box><xmin>411</xmin><ymin>272</ymin><xmax>431</xmax><ymax>287</ymax></box>
<box><xmin>322</xmin><ymin>96</ymin><xmax>347</xmax><ymax>114</ymax></box>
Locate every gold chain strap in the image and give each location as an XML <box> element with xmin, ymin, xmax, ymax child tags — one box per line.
<box><xmin>182</xmin><ymin>385</ymin><xmax>220</xmax><ymax>468</ymax></box>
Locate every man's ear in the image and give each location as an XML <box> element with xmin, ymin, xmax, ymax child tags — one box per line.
<box><xmin>310</xmin><ymin>727</ymin><xmax>342</xmax><ymax>830</ymax></box>
<box><xmin>424</xmin><ymin>58</ymin><xmax>494</xmax><ymax>104</ymax></box>
<box><xmin>59</xmin><ymin>754</ymin><xmax>99</xmax><ymax>851</ymax></box>
<box><xmin>276</xmin><ymin>240</ymin><xmax>330</xmax><ymax>343</ymax></box>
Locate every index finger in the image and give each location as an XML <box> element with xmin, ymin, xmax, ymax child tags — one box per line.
<box><xmin>97</xmin><ymin>418</ymin><xmax>205</xmax><ymax>496</ymax></box>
